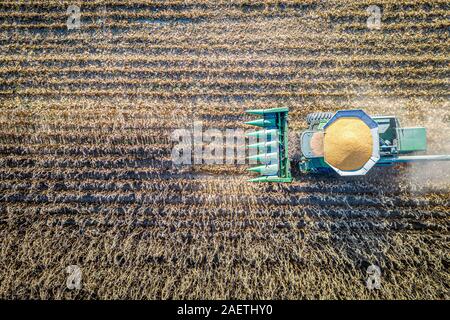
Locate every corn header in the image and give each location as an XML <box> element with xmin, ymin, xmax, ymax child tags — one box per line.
<box><xmin>245</xmin><ymin>107</ymin><xmax>292</xmax><ymax>182</ymax></box>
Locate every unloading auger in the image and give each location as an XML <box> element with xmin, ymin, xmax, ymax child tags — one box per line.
<box><xmin>244</xmin><ymin>108</ymin><xmax>450</xmax><ymax>182</ymax></box>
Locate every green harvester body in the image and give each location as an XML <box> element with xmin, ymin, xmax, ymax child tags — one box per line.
<box><xmin>245</xmin><ymin>108</ymin><xmax>450</xmax><ymax>182</ymax></box>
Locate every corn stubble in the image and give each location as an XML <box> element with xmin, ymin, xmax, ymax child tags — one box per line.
<box><xmin>0</xmin><ymin>1</ymin><xmax>449</xmax><ymax>299</ymax></box>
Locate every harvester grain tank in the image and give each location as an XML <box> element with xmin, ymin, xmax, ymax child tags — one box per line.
<box><xmin>244</xmin><ymin>108</ymin><xmax>450</xmax><ymax>182</ymax></box>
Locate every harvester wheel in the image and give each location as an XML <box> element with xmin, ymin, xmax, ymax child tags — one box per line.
<box><xmin>306</xmin><ymin>112</ymin><xmax>334</xmax><ymax>125</ymax></box>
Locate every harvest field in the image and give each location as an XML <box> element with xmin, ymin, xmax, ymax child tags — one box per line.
<box><xmin>0</xmin><ymin>0</ymin><xmax>449</xmax><ymax>299</ymax></box>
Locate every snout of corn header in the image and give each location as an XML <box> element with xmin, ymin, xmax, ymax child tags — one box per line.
<box><xmin>245</xmin><ymin>107</ymin><xmax>292</xmax><ymax>183</ymax></box>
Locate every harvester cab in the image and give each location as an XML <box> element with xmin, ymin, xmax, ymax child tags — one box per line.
<box><xmin>245</xmin><ymin>108</ymin><xmax>450</xmax><ymax>182</ymax></box>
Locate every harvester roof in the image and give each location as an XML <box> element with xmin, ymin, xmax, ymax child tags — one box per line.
<box><xmin>323</xmin><ymin>110</ymin><xmax>380</xmax><ymax>176</ymax></box>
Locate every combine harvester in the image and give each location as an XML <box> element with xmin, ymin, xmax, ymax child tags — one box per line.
<box><xmin>245</xmin><ymin>108</ymin><xmax>450</xmax><ymax>182</ymax></box>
